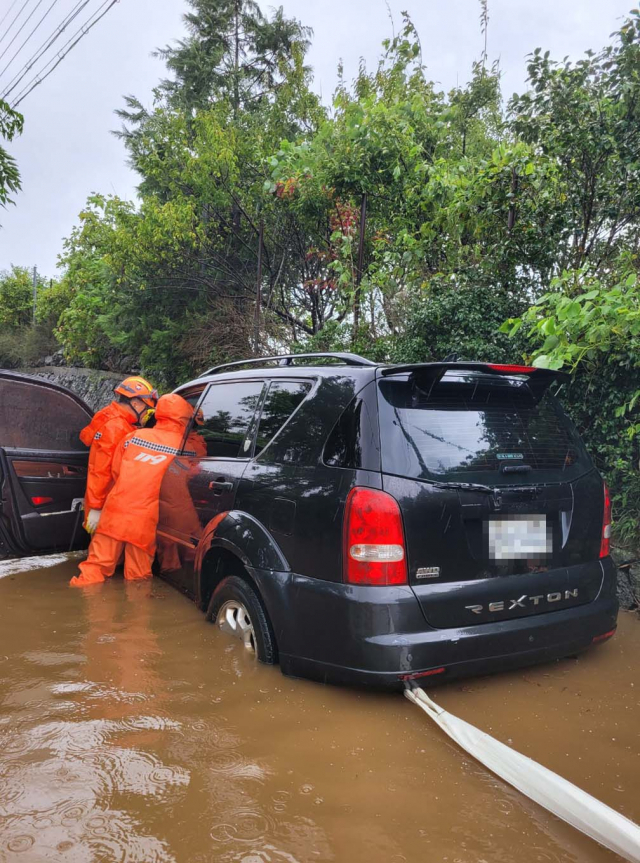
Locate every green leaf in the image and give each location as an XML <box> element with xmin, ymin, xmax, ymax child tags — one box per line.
<box><xmin>532</xmin><ymin>354</ymin><xmax>551</xmax><ymax>368</ymax></box>
<box><xmin>540</xmin><ymin>318</ymin><xmax>557</xmax><ymax>336</ymax></box>
<box><xmin>546</xmin><ymin>356</ymin><xmax>565</xmax><ymax>370</ymax></box>
<box><xmin>509</xmin><ymin>319</ymin><xmax>523</xmax><ymax>337</ymax></box>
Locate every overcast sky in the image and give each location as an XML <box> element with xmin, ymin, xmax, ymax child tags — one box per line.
<box><xmin>0</xmin><ymin>0</ymin><xmax>635</xmax><ymax>278</ymax></box>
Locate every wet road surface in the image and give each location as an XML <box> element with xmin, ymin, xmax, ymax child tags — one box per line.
<box><xmin>0</xmin><ymin>556</ymin><xmax>638</xmax><ymax>863</ymax></box>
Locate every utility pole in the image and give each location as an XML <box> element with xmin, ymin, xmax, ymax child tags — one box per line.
<box><xmin>353</xmin><ymin>193</ymin><xmax>367</xmax><ymax>341</ymax></box>
<box><xmin>233</xmin><ymin>0</ymin><xmax>240</xmax><ymax>116</ymax></box>
<box><xmin>32</xmin><ymin>265</ymin><xmax>37</xmax><ymax>325</ymax></box>
<box><xmin>253</xmin><ymin>219</ymin><xmax>264</xmax><ymax>354</ymax></box>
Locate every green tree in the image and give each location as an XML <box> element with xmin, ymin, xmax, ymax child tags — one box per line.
<box><xmin>115</xmin><ymin>0</ymin><xmax>312</xmax><ymax>178</ymax></box>
<box><xmin>0</xmin><ymin>99</ymin><xmax>23</xmax><ymax>214</ymax></box>
<box><xmin>156</xmin><ymin>0</ymin><xmax>311</xmax><ymax>113</ymax></box>
<box><xmin>0</xmin><ymin>266</ymin><xmax>43</xmax><ymax>327</ymax></box>
<box><xmin>268</xmin><ymin>16</ymin><xmax>534</xmax><ymax>350</ymax></box>
<box><xmin>0</xmin><ymin>266</ymin><xmax>57</xmax><ymax>368</ymax></box>
<box><xmin>509</xmin><ymin>11</ymin><xmax>640</xmax><ymax>274</ymax></box>
<box><xmin>53</xmin><ymin>0</ymin><xmax>321</xmax><ymax>384</ymax></box>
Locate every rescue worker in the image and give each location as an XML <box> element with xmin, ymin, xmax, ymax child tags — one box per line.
<box><xmin>157</xmin><ymin>407</ymin><xmax>207</xmax><ymax>573</ymax></box>
<box><xmin>70</xmin><ymin>394</ymin><xmax>195</xmax><ymax>587</ymax></box>
<box><xmin>80</xmin><ymin>376</ymin><xmax>158</xmax><ymax>535</ymax></box>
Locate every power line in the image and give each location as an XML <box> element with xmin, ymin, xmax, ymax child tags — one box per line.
<box><xmin>0</xmin><ymin>0</ymin><xmax>61</xmax><ymax>78</ymax></box>
<box><xmin>0</xmin><ymin>0</ymin><xmax>34</xmax><ymax>48</ymax></box>
<box><xmin>0</xmin><ymin>0</ymin><xmax>22</xmax><ymax>32</ymax></box>
<box><xmin>0</xmin><ymin>0</ymin><xmax>47</xmax><ymax>63</ymax></box>
<box><xmin>1</xmin><ymin>0</ymin><xmax>91</xmax><ymax>100</ymax></box>
<box><xmin>11</xmin><ymin>0</ymin><xmax>119</xmax><ymax>107</ymax></box>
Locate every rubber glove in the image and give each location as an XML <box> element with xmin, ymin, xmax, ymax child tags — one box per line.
<box><xmin>85</xmin><ymin>508</ymin><xmax>102</xmax><ymax>535</ymax></box>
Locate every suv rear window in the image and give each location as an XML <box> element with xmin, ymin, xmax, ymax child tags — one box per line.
<box><xmin>377</xmin><ymin>374</ymin><xmax>590</xmax><ymax>483</ymax></box>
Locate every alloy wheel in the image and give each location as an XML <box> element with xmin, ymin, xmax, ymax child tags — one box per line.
<box><xmin>216</xmin><ymin>600</ymin><xmax>257</xmax><ymax>656</ymax></box>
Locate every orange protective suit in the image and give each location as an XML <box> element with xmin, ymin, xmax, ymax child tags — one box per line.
<box><xmin>74</xmin><ymin>533</ymin><xmax>153</xmax><ymax>582</ymax></box>
<box><xmin>157</xmin><ymin>430</ymin><xmax>207</xmax><ymax>573</ymax></box>
<box><xmin>71</xmin><ymin>394</ymin><xmax>195</xmax><ymax>587</ymax></box>
<box><xmin>80</xmin><ymin>401</ymin><xmax>138</xmax><ymax>511</ymax></box>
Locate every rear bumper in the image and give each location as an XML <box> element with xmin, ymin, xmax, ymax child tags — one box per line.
<box><xmin>250</xmin><ymin>558</ymin><xmax>619</xmax><ymax>690</ymax></box>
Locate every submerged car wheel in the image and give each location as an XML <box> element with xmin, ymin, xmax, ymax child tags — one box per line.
<box><xmin>217</xmin><ymin>601</ymin><xmax>256</xmax><ymax>653</ymax></box>
<box><xmin>207</xmin><ymin>576</ymin><xmax>276</xmax><ymax>664</ymax></box>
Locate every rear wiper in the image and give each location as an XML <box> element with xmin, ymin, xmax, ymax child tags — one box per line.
<box><xmin>432</xmin><ymin>481</ymin><xmax>542</xmax><ymax>495</ymax></box>
<box><xmin>431</xmin><ymin>481</ymin><xmax>494</xmax><ymax>493</ymax></box>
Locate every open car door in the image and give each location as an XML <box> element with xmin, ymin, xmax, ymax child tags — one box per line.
<box><xmin>0</xmin><ymin>371</ymin><xmax>93</xmax><ymax>557</ymax></box>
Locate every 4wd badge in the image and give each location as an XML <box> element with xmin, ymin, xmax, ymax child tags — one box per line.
<box><xmin>416</xmin><ymin>567</ymin><xmax>440</xmax><ymax>579</ymax></box>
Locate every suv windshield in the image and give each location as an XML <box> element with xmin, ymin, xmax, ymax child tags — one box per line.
<box><xmin>377</xmin><ymin>373</ymin><xmax>590</xmax><ymax>483</ymax></box>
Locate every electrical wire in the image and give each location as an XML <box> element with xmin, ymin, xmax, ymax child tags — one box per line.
<box><xmin>0</xmin><ymin>0</ymin><xmax>48</xmax><ymax>63</ymax></box>
<box><xmin>1</xmin><ymin>0</ymin><xmax>90</xmax><ymax>100</ymax></box>
<box><xmin>0</xmin><ymin>0</ymin><xmax>22</xmax><ymax>32</ymax></box>
<box><xmin>1</xmin><ymin>0</ymin><xmax>90</xmax><ymax>99</ymax></box>
<box><xmin>0</xmin><ymin>0</ymin><xmax>61</xmax><ymax>80</ymax></box>
<box><xmin>0</xmin><ymin>0</ymin><xmax>34</xmax><ymax>48</ymax></box>
<box><xmin>12</xmin><ymin>0</ymin><xmax>118</xmax><ymax>107</ymax></box>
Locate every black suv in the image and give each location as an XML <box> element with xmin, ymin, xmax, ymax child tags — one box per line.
<box><xmin>157</xmin><ymin>353</ymin><xmax>618</xmax><ymax>688</ymax></box>
<box><xmin>0</xmin><ymin>357</ymin><xmax>618</xmax><ymax>688</ymax></box>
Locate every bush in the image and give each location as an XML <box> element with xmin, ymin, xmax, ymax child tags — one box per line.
<box><xmin>0</xmin><ymin>324</ymin><xmax>58</xmax><ymax>369</ymax></box>
<box><xmin>391</xmin><ymin>280</ymin><xmax>530</xmax><ymax>364</ymax></box>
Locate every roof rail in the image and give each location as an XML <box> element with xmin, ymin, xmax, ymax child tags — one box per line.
<box><xmin>200</xmin><ymin>352</ymin><xmax>377</xmax><ymax>377</ymax></box>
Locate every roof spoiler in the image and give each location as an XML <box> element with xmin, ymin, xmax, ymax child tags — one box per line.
<box><xmin>380</xmin><ymin>362</ymin><xmax>569</xmax><ymax>386</ymax></box>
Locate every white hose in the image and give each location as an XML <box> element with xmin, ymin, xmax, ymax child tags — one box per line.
<box><xmin>405</xmin><ymin>687</ymin><xmax>640</xmax><ymax>863</ymax></box>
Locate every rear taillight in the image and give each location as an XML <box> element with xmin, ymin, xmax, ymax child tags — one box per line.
<box><xmin>592</xmin><ymin>628</ymin><xmax>616</xmax><ymax>644</ymax></box>
<box><xmin>399</xmin><ymin>667</ymin><xmax>446</xmax><ymax>681</ymax></box>
<box><xmin>600</xmin><ymin>483</ymin><xmax>612</xmax><ymax>558</ymax></box>
<box><xmin>488</xmin><ymin>364</ymin><xmax>535</xmax><ymax>374</ymax></box>
<box><xmin>343</xmin><ymin>487</ymin><xmax>407</xmax><ymax>586</ymax></box>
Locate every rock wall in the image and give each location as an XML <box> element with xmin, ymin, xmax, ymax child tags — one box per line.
<box><xmin>612</xmin><ymin>552</ymin><xmax>640</xmax><ymax>611</ymax></box>
<box><xmin>26</xmin><ymin>366</ymin><xmax>122</xmax><ymax>412</ymax></box>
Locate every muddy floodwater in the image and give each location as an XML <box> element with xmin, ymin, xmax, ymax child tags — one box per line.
<box><xmin>0</xmin><ymin>557</ymin><xmax>638</xmax><ymax>863</ymax></box>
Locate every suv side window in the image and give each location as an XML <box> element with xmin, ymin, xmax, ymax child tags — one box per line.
<box><xmin>323</xmin><ymin>383</ymin><xmax>381</xmax><ymax>471</ymax></box>
<box><xmin>254</xmin><ymin>381</ymin><xmax>312</xmax><ymax>456</ymax></box>
<box><xmin>323</xmin><ymin>397</ymin><xmax>364</xmax><ymax>468</ymax></box>
<box><xmin>195</xmin><ymin>381</ymin><xmax>264</xmax><ymax>458</ymax></box>
<box><xmin>180</xmin><ymin>386</ymin><xmax>205</xmax><ymax>408</ymax></box>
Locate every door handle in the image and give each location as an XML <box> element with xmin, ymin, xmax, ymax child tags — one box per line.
<box><xmin>209</xmin><ymin>480</ymin><xmax>233</xmax><ymax>493</ymax></box>
<box><xmin>40</xmin><ymin>498</ymin><xmax>84</xmax><ymax>517</ymax></box>
<box><xmin>62</xmin><ymin>465</ymin><xmax>83</xmax><ymax>476</ymax></box>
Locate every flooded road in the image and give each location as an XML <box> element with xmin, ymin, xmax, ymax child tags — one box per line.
<box><xmin>0</xmin><ymin>556</ymin><xmax>638</xmax><ymax>863</ymax></box>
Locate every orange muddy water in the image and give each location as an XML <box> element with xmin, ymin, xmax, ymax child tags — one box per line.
<box><xmin>0</xmin><ymin>556</ymin><xmax>638</xmax><ymax>863</ymax></box>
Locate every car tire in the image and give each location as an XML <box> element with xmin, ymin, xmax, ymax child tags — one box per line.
<box><xmin>207</xmin><ymin>575</ymin><xmax>277</xmax><ymax>665</ymax></box>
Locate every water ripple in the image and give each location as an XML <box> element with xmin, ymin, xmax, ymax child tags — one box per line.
<box><xmin>210</xmin><ymin>809</ymin><xmax>273</xmax><ymax>843</ymax></box>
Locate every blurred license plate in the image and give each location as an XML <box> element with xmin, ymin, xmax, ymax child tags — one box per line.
<box><xmin>488</xmin><ymin>516</ymin><xmax>551</xmax><ymax>561</ymax></box>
